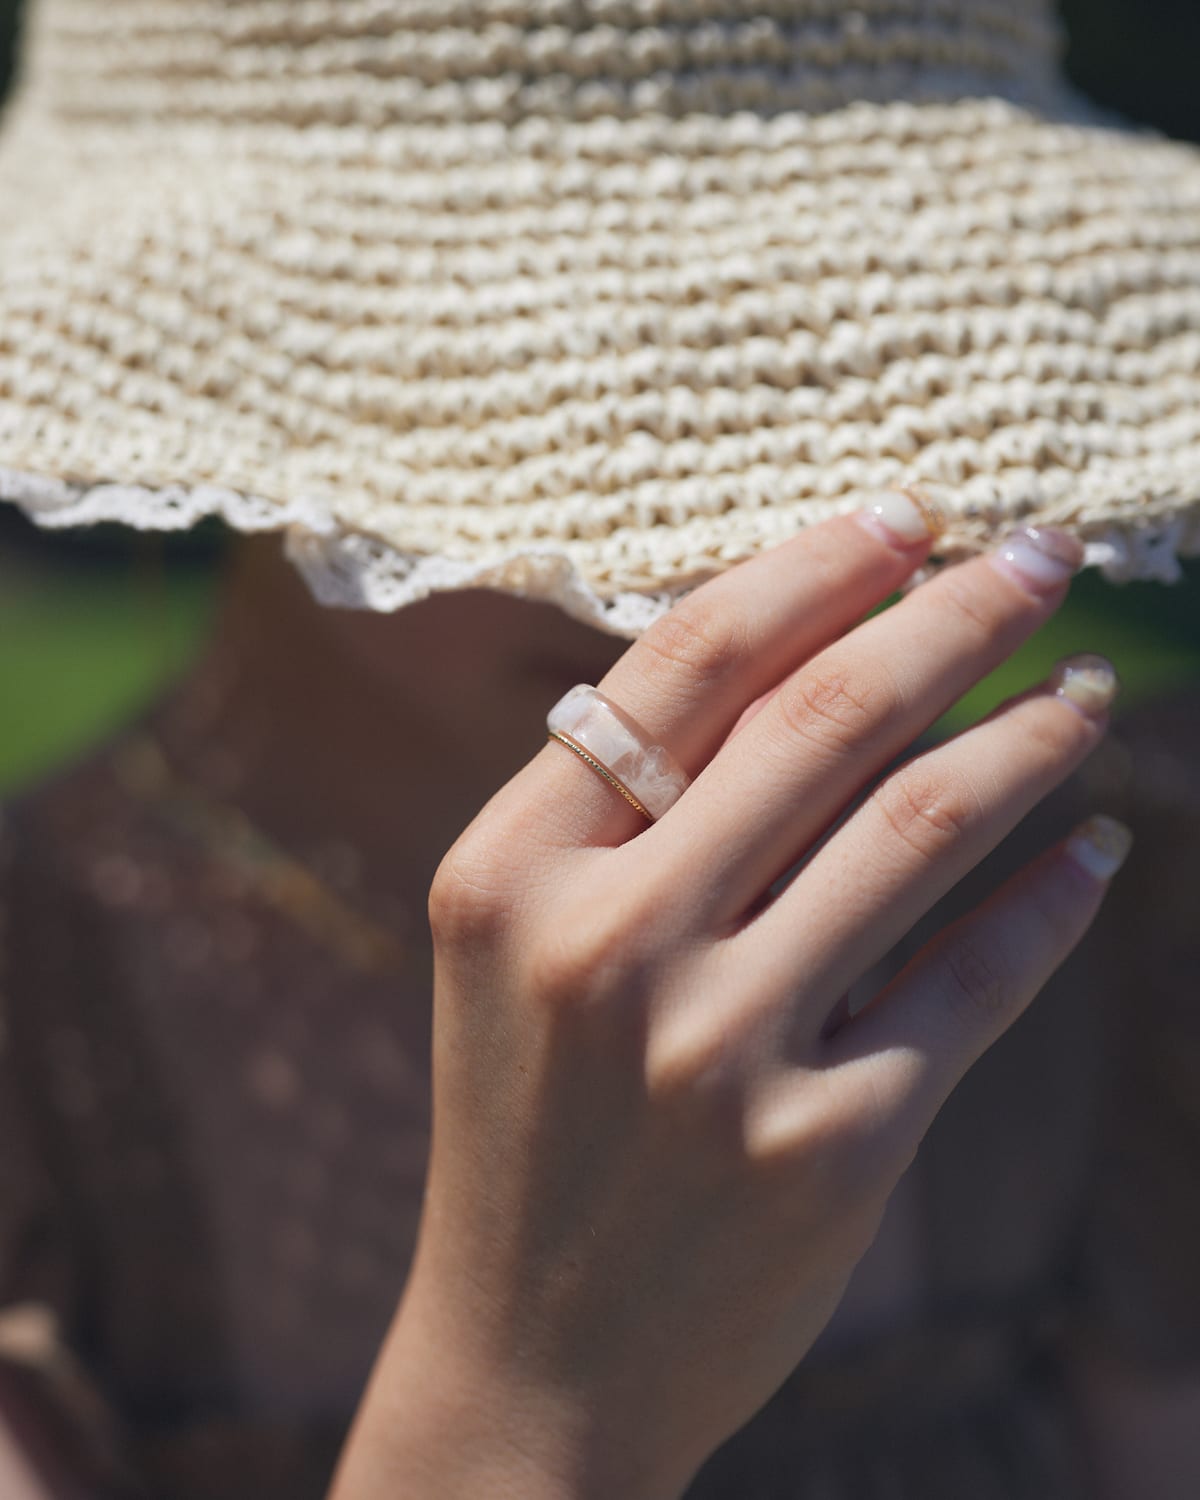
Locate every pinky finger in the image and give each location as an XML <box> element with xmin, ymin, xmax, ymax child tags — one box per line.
<box><xmin>824</xmin><ymin>814</ymin><xmax>1133</xmax><ymax>1138</ymax></box>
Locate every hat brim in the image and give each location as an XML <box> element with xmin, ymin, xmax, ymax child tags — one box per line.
<box><xmin>2</xmin><ymin>93</ymin><xmax>1199</xmax><ymax>635</ymax></box>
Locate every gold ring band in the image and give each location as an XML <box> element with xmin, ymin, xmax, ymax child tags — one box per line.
<box><xmin>547</xmin><ymin>731</ymin><xmax>654</xmax><ymax>822</ymax></box>
<box><xmin>545</xmin><ymin>684</ymin><xmax>691</xmax><ymax>821</ymax></box>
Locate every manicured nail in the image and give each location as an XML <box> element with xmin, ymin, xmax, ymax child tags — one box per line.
<box><xmin>854</xmin><ymin>487</ymin><xmax>944</xmax><ymax>548</ymax></box>
<box><xmin>1064</xmin><ymin>814</ymin><xmax>1133</xmax><ymax>881</ymax></box>
<box><xmin>989</xmin><ymin>526</ymin><xmax>1084</xmax><ymax>592</ymax></box>
<box><xmin>1049</xmin><ymin>652</ymin><xmax>1119</xmax><ymax>717</ymax></box>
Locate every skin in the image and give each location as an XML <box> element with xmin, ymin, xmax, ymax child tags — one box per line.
<box><xmin>5</xmin><ymin>516</ymin><xmax>1199</xmax><ymax>1497</ymax></box>
<box><xmin>190</xmin><ymin>527</ymin><xmax>927</xmax><ymax>1356</ymax></box>
<box><xmin>312</xmin><ymin>508</ymin><xmax>1125</xmax><ymax>1499</ymax></box>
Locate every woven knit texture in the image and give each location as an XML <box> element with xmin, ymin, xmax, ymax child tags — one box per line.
<box><xmin>1</xmin><ymin>0</ymin><xmax>1200</xmax><ymax>633</ymax></box>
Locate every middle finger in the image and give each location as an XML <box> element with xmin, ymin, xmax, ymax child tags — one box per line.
<box><xmin>651</xmin><ymin>526</ymin><xmax>1084</xmax><ymax>924</ymax></box>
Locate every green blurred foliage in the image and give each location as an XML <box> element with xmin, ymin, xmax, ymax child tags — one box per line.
<box><xmin>934</xmin><ymin>561</ymin><xmax>1200</xmax><ymax>735</ymax></box>
<box><xmin>0</xmin><ymin>0</ymin><xmax>1198</xmax><ymax>795</ymax></box>
<box><xmin>0</xmin><ymin>516</ymin><xmax>219</xmax><ymax>793</ymax></box>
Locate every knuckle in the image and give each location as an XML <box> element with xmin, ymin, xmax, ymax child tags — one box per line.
<box><xmin>525</xmin><ymin>935</ymin><xmax>589</xmax><ymax>1008</ymax></box>
<box><xmin>872</xmin><ymin>765</ymin><xmax>980</xmax><ymax>863</ymax></box>
<box><xmin>1019</xmin><ymin>701</ymin><xmax>1086</xmax><ymax>767</ymax></box>
<box><xmin>777</xmin><ymin>1106</ymin><xmax>858</xmax><ymax>1188</ymax></box>
<box><xmin>526</xmin><ymin>930</ymin><xmax>603</xmax><ymax>1007</ymax></box>
<box><xmin>637</xmin><ymin>593</ymin><xmax>751</xmax><ymax>691</ymax></box>
<box><xmin>526</xmin><ymin>908</ymin><xmax>656</xmax><ymax>1013</ymax></box>
<box><xmin>427</xmin><ymin>840</ymin><xmax>512</xmax><ymax>947</ymax></box>
<box><xmin>940</xmin><ymin>932</ymin><xmax>1016</xmax><ymax>1028</ymax></box>
<box><xmin>936</xmin><ymin>569</ymin><xmax>1004</xmax><ymax>641</ymax></box>
<box><xmin>645</xmin><ymin>1030</ymin><xmax>750</xmax><ymax>1154</ymax></box>
<box><xmin>1026</xmin><ymin>878</ymin><xmax>1086</xmax><ymax>952</ymax></box>
<box><xmin>747</xmin><ymin>1086</ymin><xmax>886</xmax><ymax>1224</ymax></box>
<box><xmin>776</xmin><ymin>656</ymin><xmax>891</xmax><ymax>755</ymax></box>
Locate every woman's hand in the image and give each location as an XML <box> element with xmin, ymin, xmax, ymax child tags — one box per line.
<box><xmin>332</xmin><ymin>497</ymin><xmax>1126</xmax><ymax>1500</ymax></box>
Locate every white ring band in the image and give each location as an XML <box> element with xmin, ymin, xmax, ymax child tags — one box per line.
<box><xmin>546</xmin><ymin>684</ymin><xmax>691</xmax><ymax>821</ymax></box>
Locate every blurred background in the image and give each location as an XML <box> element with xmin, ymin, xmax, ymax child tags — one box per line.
<box><xmin>0</xmin><ymin>0</ymin><xmax>1198</xmax><ymax>797</ymax></box>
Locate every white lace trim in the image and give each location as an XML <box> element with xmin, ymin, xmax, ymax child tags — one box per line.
<box><xmin>3</xmin><ymin>466</ymin><xmax>1197</xmax><ymax>638</ymax></box>
<box><xmin>0</xmin><ymin>468</ymin><xmax>678</xmax><ymax>634</ymax></box>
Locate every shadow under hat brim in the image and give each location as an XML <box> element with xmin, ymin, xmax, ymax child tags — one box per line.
<box><xmin>1</xmin><ymin>93</ymin><xmax>1199</xmax><ymax>635</ymax></box>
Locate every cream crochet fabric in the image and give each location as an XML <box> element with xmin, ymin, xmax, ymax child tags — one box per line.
<box><xmin>1</xmin><ymin>0</ymin><xmax>1199</xmax><ymax>634</ymax></box>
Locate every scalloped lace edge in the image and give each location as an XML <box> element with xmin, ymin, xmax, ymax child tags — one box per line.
<box><xmin>2</xmin><ymin>468</ymin><xmax>1197</xmax><ymax>639</ymax></box>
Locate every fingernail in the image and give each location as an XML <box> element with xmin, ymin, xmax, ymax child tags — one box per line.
<box><xmin>1065</xmin><ymin>814</ymin><xmax>1133</xmax><ymax>881</ymax></box>
<box><xmin>989</xmin><ymin>526</ymin><xmax>1084</xmax><ymax>593</ymax></box>
<box><xmin>1049</xmin><ymin>652</ymin><xmax>1119</xmax><ymax>718</ymax></box>
<box><xmin>854</xmin><ymin>487</ymin><xmax>944</xmax><ymax>548</ymax></box>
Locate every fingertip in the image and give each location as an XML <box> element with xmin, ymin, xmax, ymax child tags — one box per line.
<box><xmin>1062</xmin><ymin>814</ymin><xmax>1134</xmax><ymax>885</ymax></box>
<box><xmin>1048</xmin><ymin>654</ymin><xmax>1120</xmax><ymax>723</ymax></box>
<box><xmin>852</xmin><ymin>487</ymin><xmax>943</xmax><ymax>553</ymax></box>
<box><xmin>986</xmin><ymin>526</ymin><xmax>1085</xmax><ymax>598</ymax></box>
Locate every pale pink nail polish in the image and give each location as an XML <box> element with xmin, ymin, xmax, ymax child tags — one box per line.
<box><xmin>989</xmin><ymin>526</ymin><xmax>1084</xmax><ymax>593</ymax></box>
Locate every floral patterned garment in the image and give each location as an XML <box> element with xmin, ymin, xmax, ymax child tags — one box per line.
<box><xmin>0</xmin><ymin>690</ymin><xmax>1198</xmax><ymax>1500</ymax></box>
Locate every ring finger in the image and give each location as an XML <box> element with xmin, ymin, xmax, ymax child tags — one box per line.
<box><xmin>717</xmin><ymin>651</ymin><xmax>1117</xmax><ymax>1041</ymax></box>
<box><xmin>524</xmin><ymin>493</ymin><xmax>941</xmax><ymax>849</ymax></box>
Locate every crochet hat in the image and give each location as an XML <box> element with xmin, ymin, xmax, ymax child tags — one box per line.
<box><xmin>1</xmin><ymin>0</ymin><xmax>1199</xmax><ymax>636</ymax></box>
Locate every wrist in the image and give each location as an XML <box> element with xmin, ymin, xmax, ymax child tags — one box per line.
<box><xmin>330</xmin><ymin>1285</ymin><xmax>685</xmax><ymax>1500</ymax></box>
